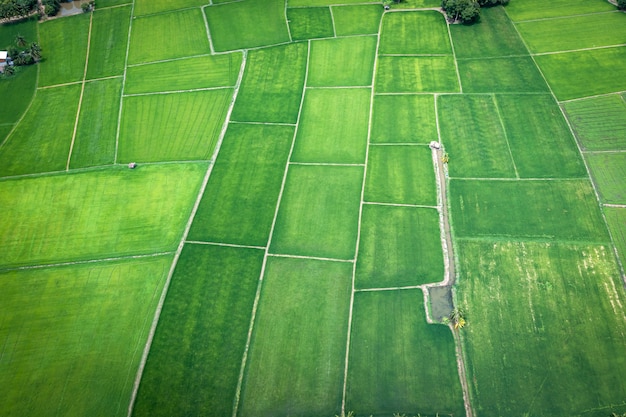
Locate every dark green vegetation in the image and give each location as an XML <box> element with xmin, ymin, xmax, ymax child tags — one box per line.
<box><xmin>0</xmin><ymin>63</ymin><xmax>36</xmax><ymax>123</ymax></box>
<box><xmin>0</xmin><ymin>0</ymin><xmax>36</xmax><ymax>20</ymax></box>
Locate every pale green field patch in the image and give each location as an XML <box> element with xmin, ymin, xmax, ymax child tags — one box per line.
<box><xmin>379</xmin><ymin>10</ymin><xmax>451</xmax><ymax>55</ymax></box>
<box><xmin>331</xmin><ymin>4</ymin><xmax>383</xmax><ymax>36</ymax></box>
<box><xmin>371</xmin><ymin>94</ymin><xmax>437</xmax><ymax>144</ymax></box>
<box><xmin>308</xmin><ymin>36</ymin><xmax>377</xmax><ymax>87</ymax></box>
<box><xmin>505</xmin><ymin>0</ymin><xmax>614</xmax><ymax>21</ymax></box>
<box><xmin>375</xmin><ymin>56</ymin><xmax>459</xmax><ymax>93</ymax></box>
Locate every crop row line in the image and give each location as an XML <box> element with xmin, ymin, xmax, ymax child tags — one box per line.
<box><xmin>558</xmin><ymin>89</ymin><xmax>626</xmax><ymax>104</ymax></box>
<box><xmin>513</xmin><ymin>9</ymin><xmax>620</xmax><ymax>24</ymax></box>
<box><xmin>532</xmin><ymin>43</ymin><xmax>626</xmax><ymax>57</ymax></box>
<box><xmin>122</xmin><ymin>86</ymin><xmax>232</xmax><ymax>97</ymax></box>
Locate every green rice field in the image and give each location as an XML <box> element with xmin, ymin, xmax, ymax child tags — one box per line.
<box><xmin>585</xmin><ymin>152</ymin><xmax>626</xmax><ymax>204</ymax></box>
<box><xmin>85</xmin><ymin>5</ymin><xmax>131</xmax><ymax>79</ymax></box>
<box><xmin>308</xmin><ymin>36</ymin><xmax>376</xmax><ymax>87</ymax></box>
<box><xmin>332</xmin><ymin>4</ymin><xmax>382</xmax><ymax>36</ymax></box>
<box><xmin>287</xmin><ymin>7</ymin><xmax>334</xmax><ymax>41</ymax></box>
<box><xmin>370</xmin><ymin>94</ymin><xmax>437</xmax><ymax>143</ymax></box>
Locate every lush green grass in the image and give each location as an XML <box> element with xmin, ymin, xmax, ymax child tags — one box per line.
<box><xmin>97</xmin><ymin>0</ymin><xmax>130</xmax><ymax>6</ymax></box>
<box><xmin>449</xmin><ymin>6</ymin><xmax>527</xmax><ymax>58</ymax></box>
<box><xmin>346</xmin><ymin>289</ymin><xmax>465</xmax><ymax>416</ymax></box>
<box><xmin>534</xmin><ymin>46</ymin><xmax>626</xmax><ymax>101</ymax></box>
<box><xmin>356</xmin><ymin>205</ymin><xmax>443</xmax><ymax>288</ymax></box>
<box><xmin>231</xmin><ymin>42</ymin><xmax>307</xmax><ymax>123</ymax></box>
<box><xmin>0</xmin><ymin>64</ymin><xmax>37</xmax><ymax>124</ymax></box>
<box><xmin>331</xmin><ymin>4</ymin><xmax>383</xmax><ymax>36</ymax></box>
<box><xmin>205</xmin><ymin>0</ymin><xmax>290</xmax><ymax>52</ymax></box>
<box><xmin>450</xmin><ymin>179</ymin><xmax>610</xmax><ymax>242</ymax></box>
<box><xmin>308</xmin><ymin>36</ymin><xmax>377</xmax><ymax>87</ymax></box>
<box><xmin>0</xmin><ymin>84</ymin><xmax>80</xmax><ymax>177</ymax></box>
<box><xmin>240</xmin><ymin>257</ymin><xmax>352</xmax><ymax>417</ymax></box>
<box><xmin>375</xmin><ymin>56</ymin><xmax>459</xmax><ymax>93</ymax></box>
<box><xmin>128</xmin><ymin>9</ymin><xmax>210</xmax><ymax>65</ymax></box>
<box><xmin>0</xmin><ymin>255</ymin><xmax>172</xmax><ymax>417</ymax></box>
<box><xmin>585</xmin><ymin>152</ymin><xmax>626</xmax><ymax>204</ymax></box>
<box><xmin>70</xmin><ymin>78</ymin><xmax>122</xmax><ymax>168</ymax></box>
<box><xmin>379</xmin><ymin>10</ymin><xmax>452</xmax><ymax>55</ymax></box>
<box><xmin>371</xmin><ymin>94</ymin><xmax>437</xmax><ymax>144</ymax></box>
<box><xmin>287</xmin><ymin>7</ymin><xmax>334</xmax><ymax>41</ymax></box>
<box><xmin>133</xmin><ymin>0</ymin><xmax>207</xmax><ymax>16</ymax></box>
<box><xmin>562</xmin><ymin>94</ymin><xmax>626</xmax><ymax>151</ymax></box>
<box><xmin>0</xmin><ymin>15</ymin><xmax>37</xmax><ymax>49</ymax></box>
<box><xmin>289</xmin><ymin>0</ymin><xmax>377</xmax><ymax>6</ymax></box>
<box><xmin>270</xmin><ymin>165</ymin><xmax>363</xmax><ymax>259</ymax></box>
<box><xmin>0</xmin><ymin>163</ymin><xmax>206</xmax><ymax>267</ymax></box>
<box><xmin>86</xmin><ymin>5</ymin><xmax>131</xmax><ymax>79</ymax></box>
<box><xmin>188</xmin><ymin>123</ymin><xmax>294</xmax><ymax>246</ymax></box>
<box><xmin>133</xmin><ymin>244</ymin><xmax>263</xmax><ymax>417</ymax></box>
<box><xmin>457</xmin><ymin>56</ymin><xmax>549</xmax><ymax>93</ymax></box>
<box><xmin>38</xmin><ymin>13</ymin><xmax>90</xmax><ymax>86</ymax></box>
<box><xmin>0</xmin><ymin>124</ymin><xmax>12</xmax><ymax>143</ymax></box>
<box><xmin>504</xmin><ymin>0</ymin><xmax>615</xmax><ymax>21</ymax></box>
<box><xmin>118</xmin><ymin>89</ymin><xmax>232</xmax><ymax>162</ymax></box>
<box><xmin>457</xmin><ymin>240</ymin><xmax>626</xmax><ymax>417</ymax></box>
<box><xmin>292</xmin><ymin>88</ymin><xmax>370</xmax><ymax>163</ymax></box>
<box><xmin>364</xmin><ymin>145</ymin><xmax>437</xmax><ymax>205</ymax></box>
<box><xmin>605</xmin><ymin>207</ymin><xmax>626</xmax><ymax>269</ymax></box>
<box><xmin>388</xmin><ymin>0</ymin><xmax>440</xmax><ymax>8</ymax></box>
<box><xmin>437</xmin><ymin>94</ymin><xmax>517</xmax><ymax>178</ymax></box>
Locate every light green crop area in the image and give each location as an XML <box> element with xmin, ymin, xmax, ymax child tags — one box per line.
<box><xmin>308</xmin><ymin>36</ymin><xmax>377</xmax><ymax>87</ymax></box>
<box><xmin>457</xmin><ymin>56</ymin><xmax>549</xmax><ymax>93</ymax></box>
<box><xmin>331</xmin><ymin>4</ymin><xmax>383</xmax><ymax>36</ymax></box>
<box><xmin>371</xmin><ymin>94</ymin><xmax>437</xmax><ymax>144</ymax></box>
<box><xmin>375</xmin><ymin>56</ymin><xmax>459</xmax><ymax>93</ymax></box>
<box><xmin>379</xmin><ymin>10</ymin><xmax>452</xmax><ymax>55</ymax></box>
<box><xmin>286</xmin><ymin>7</ymin><xmax>334</xmax><ymax>41</ymax></box>
<box><xmin>505</xmin><ymin>0</ymin><xmax>614</xmax><ymax>21</ymax></box>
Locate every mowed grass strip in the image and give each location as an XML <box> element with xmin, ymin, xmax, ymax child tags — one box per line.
<box><xmin>437</xmin><ymin>94</ymin><xmax>517</xmax><ymax>178</ymax></box>
<box><xmin>456</xmin><ymin>56</ymin><xmax>549</xmax><ymax>93</ymax></box>
<box><xmin>0</xmin><ymin>256</ymin><xmax>172</xmax><ymax>417</ymax></box>
<box><xmin>375</xmin><ymin>56</ymin><xmax>459</xmax><ymax>93</ymax></box>
<box><xmin>118</xmin><ymin>89</ymin><xmax>232</xmax><ymax>162</ymax></box>
<box><xmin>457</xmin><ymin>240</ymin><xmax>626</xmax><ymax>417</ymax></box>
<box><xmin>505</xmin><ymin>0</ymin><xmax>615</xmax><ymax>21</ymax></box>
<box><xmin>85</xmin><ymin>5</ymin><xmax>131</xmax><ymax>79</ymax></box>
<box><xmin>292</xmin><ymin>88</ymin><xmax>370</xmax><ymax>164</ymax></box>
<box><xmin>371</xmin><ymin>94</ymin><xmax>437</xmax><ymax>144</ymax></box>
<box><xmin>356</xmin><ymin>205</ymin><xmax>443</xmax><ymax>288</ymax></box>
<box><xmin>331</xmin><ymin>4</ymin><xmax>383</xmax><ymax>36</ymax></box>
<box><xmin>0</xmin><ymin>84</ymin><xmax>80</xmax><ymax>177</ymax></box>
<box><xmin>188</xmin><ymin>124</ymin><xmax>294</xmax><ymax>246</ymax></box>
<box><xmin>133</xmin><ymin>245</ymin><xmax>263</xmax><ymax>417</ymax></box>
<box><xmin>0</xmin><ymin>163</ymin><xmax>206</xmax><ymax>267</ymax></box>
<box><xmin>346</xmin><ymin>290</ymin><xmax>465</xmax><ymax>416</ymax></box>
<box><xmin>364</xmin><ymin>145</ymin><xmax>437</xmax><ymax>205</ymax></box>
<box><xmin>240</xmin><ymin>257</ymin><xmax>351</xmax><ymax>417</ymax></box>
<box><xmin>605</xmin><ymin>207</ymin><xmax>626</xmax><ymax>268</ymax></box>
<box><xmin>128</xmin><ymin>9</ymin><xmax>210</xmax><ymax>65</ymax></box>
<box><xmin>450</xmin><ymin>179</ymin><xmax>610</xmax><ymax>242</ymax></box>
<box><xmin>133</xmin><ymin>0</ymin><xmax>208</xmax><ymax>16</ymax></box>
<box><xmin>270</xmin><ymin>165</ymin><xmax>363</xmax><ymax>259</ymax></box>
<box><xmin>70</xmin><ymin>77</ymin><xmax>122</xmax><ymax>168</ymax></box>
<box><xmin>308</xmin><ymin>36</ymin><xmax>377</xmax><ymax>87</ymax></box>
<box><xmin>0</xmin><ymin>64</ymin><xmax>37</xmax><ymax>124</ymax></box>
<box><xmin>379</xmin><ymin>10</ymin><xmax>452</xmax><ymax>55</ymax></box>
<box><xmin>286</xmin><ymin>7</ymin><xmax>334</xmax><ymax>41</ymax></box>
<box><xmin>585</xmin><ymin>152</ymin><xmax>626</xmax><ymax>204</ymax></box>
<box><xmin>231</xmin><ymin>43</ymin><xmax>307</xmax><ymax>123</ymax></box>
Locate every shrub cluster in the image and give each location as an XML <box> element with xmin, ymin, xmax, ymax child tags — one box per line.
<box><xmin>618</xmin><ymin>0</ymin><xmax>626</xmax><ymax>10</ymax></box>
<box><xmin>441</xmin><ymin>0</ymin><xmax>509</xmax><ymax>24</ymax></box>
<box><xmin>0</xmin><ymin>0</ymin><xmax>37</xmax><ymax>20</ymax></box>
<box><xmin>2</xmin><ymin>35</ymin><xmax>41</xmax><ymax>78</ymax></box>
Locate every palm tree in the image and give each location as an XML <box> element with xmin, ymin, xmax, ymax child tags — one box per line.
<box><xmin>3</xmin><ymin>65</ymin><xmax>16</xmax><ymax>77</ymax></box>
<box><xmin>449</xmin><ymin>307</ymin><xmax>466</xmax><ymax>330</ymax></box>
<box><xmin>29</xmin><ymin>43</ymin><xmax>41</xmax><ymax>61</ymax></box>
<box><xmin>15</xmin><ymin>34</ymin><xmax>27</xmax><ymax>48</ymax></box>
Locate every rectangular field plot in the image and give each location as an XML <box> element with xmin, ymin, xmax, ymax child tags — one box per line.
<box><xmin>457</xmin><ymin>56</ymin><xmax>549</xmax><ymax>93</ymax></box>
<box><xmin>188</xmin><ymin>123</ymin><xmax>294</xmax><ymax>246</ymax></box>
<box><xmin>308</xmin><ymin>36</ymin><xmax>377</xmax><ymax>87</ymax></box>
<box><xmin>371</xmin><ymin>94</ymin><xmax>437</xmax><ymax>143</ymax></box>
<box><xmin>356</xmin><ymin>205</ymin><xmax>443</xmax><ymax>288</ymax></box>
<box><xmin>457</xmin><ymin>240</ymin><xmax>626</xmax><ymax>417</ymax></box>
<box><xmin>231</xmin><ymin>43</ymin><xmax>307</xmax><ymax>123</ymax></box>
<box><xmin>605</xmin><ymin>207</ymin><xmax>626</xmax><ymax>269</ymax></box>
<box><xmin>375</xmin><ymin>56</ymin><xmax>459</xmax><ymax>93</ymax></box>
<box><xmin>0</xmin><ymin>84</ymin><xmax>80</xmax><ymax>177</ymax></box>
<box><xmin>0</xmin><ymin>163</ymin><xmax>205</xmax><ymax>267</ymax></box>
<box><xmin>504</xmin><ymin>0</ymin><xmax>614</xmax><ymax>21</ymax></box>
<box><xmin>133</xmin><ymin>0</ymin><xmax>207</xmax><ymax>16</ymax></box>
<box><xmin>239</xmin><ymin>257</ymin><xmax>352</xmax><ymax>417</ymax></box>
<box><xmin>133</xmin><ymin>244</ymin><xmax>263</xmax><ymax>417</ymax></box>
<box><xmin>379</xmin><ymin>10</ymin><xmax>451</xmax><ymax>55</ymax></box>
<box><xmin>292</xmin><ymin>88</ymin><xmax>370</xmax><ymax>164</ymax></box>
<box><xmin>270</xmin><ymin>165</ymin><xmax>363</xmax><ymax>259</ymax></box>
<box><xmin>287</xmin><ymin>7</ymin><xmax>334</xmax><ymax>41</ymax></box>
<box><xmin>364</xmin><ymin>145</ymin><xmax>437</xmax><ymax>205</ymax></box>
<box><xmin>450</xmin><ymin>179</ymin><xmax>610</xmax><ymax>242</ymax></box>
<box><xmin>70</xmin><ymin>77</ymin><xmax>122</xmax><ymax>168</ymax></box>
<box><xmin>118</xmin><ymin>89</ymin><xmax>232</xmax><ymax>162</ymax></box>
<box><xmin>0</xmin><ymin>255</ymin><xmax>171</xmax><ymax>417</ymax></box>
<box><xmin>85</xmin><ymin>5</ymin><xmax>131</xmax><ymax>79</ymax></box>
<box><xmin>585</xmin><ymin>152</ymin><xmax>626</xmax><ymax>204</ymax></box>
<box><xmin>346</xmin><ymin>290</ymin><xmax>465</xmax><ymax>416</ymax></box>
<box><xmin>437</xmin><ymin>94</ymin><xmax>517</xmax><ymax>178</ymax></box>
<box><xmin>331</xmin><ymin>4</ymin><xmax>383</xmax><ymax>36</ymax></box>
<box><xmin>0</xmin><ymin>64</ymin><xmax>37</xmax><ymax>124</ymax></box>
<box><xmin>128</xmin><ymin>9</ymin><xmax>210</xmax><ymax>65</ymax></box>
<box><xmin>562</xmin><ymin>94</ymin><xmax>626</xmax><ymax>151</ymax></box>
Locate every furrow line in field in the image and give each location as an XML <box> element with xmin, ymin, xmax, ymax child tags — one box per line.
<box><xmin>329</xmin><ymin>5</ymin><xmax>337</xmax><ymax>37</ymax></box>
<box><xmin>583</xmin><ymin>150</ymin><xmax>626</xmax><ymax>154</ymax></box>
<box><xmin>446</xmin><ymin>14</ymin><xmax>463</xmax><ymax>93</ymax></box>
<box><xmin>363</xmin><ymin>201</ymin><xmax>438</xmax><ymax>209</ymax></box>
<box><xmin>201</xmin><ymin>5</ymin><xmax>215</xmax><ymax>54</ymax></box>
<box><xmin>559</xmin><ymin>90</ymin><xmax>626</xmax><ymax>104</ymax></box>
<box><xmin>355</xmin><ymin>284</ymin><xmax>425</xmax><ymax>292</ymax></box>
<box><xmin>185</xmin><ymin>240</ymin><xmax>266</xmax><ymax>250</ymax></box>
<box><xmin>513</xmin><ymin>9</ymin><xmax>620</xmax><ymax>24</ymax></box>
<box><xmin>532</xmin><ymin>43</ymin><xmax>626</xmax><ymax>57</ymax></box>
<box><xmin>122</xmin><ymin>86</ymin><xmax>232</xmax><ymax>97</ymax></box>
<box><xmin>369</xmin><ymin>142</ymin><xmax>430</xmax><ymax>146</ymax></box>
<box><xmin>229</xmin><ymin>120</ymin><xmax>296</xmax><ymax>126</ymax></box>
<box><xmin>492</xmin><ymin>94</ymin><xmax>520</xmax><ymax>178</ymax></box>
<box><xmin>448</xmin><ymin>176</ymin><xmax>587</xmax><ymax>181</ymax></box>
<box><xmin>267</xmin><ymin>253</ymin><xmax>354</xmax><ymax>263</ymax></box>
<box><xmin>289</xmin><ymin>162</ymin><xmax>365</xmax><ymax>167</ymax></box>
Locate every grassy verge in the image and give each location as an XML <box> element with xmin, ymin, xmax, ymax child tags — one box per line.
<box><xmin>371</xmin><ymin>94</ymin><xmax>437</xmax><ymax>144</ymax></box>
<box><xmin>308</xmin><ymin>36</ymin><xmax>377</xmax><ymax>87</ymax></box>
<box><xmin>86</xmin><ymin>5</ymin><xmax>131</xmax><ymax>79</ymax></box>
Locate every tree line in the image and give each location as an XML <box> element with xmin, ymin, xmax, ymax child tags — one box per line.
<box><xmin>441</xmin><ymin>0</ymin><xmax>509</xmax><ymax>24</ymax></box>
<box><xmin>0</xmin><ymin>0</ymin><xmax>78</xmax><ymax>20</ymax></box>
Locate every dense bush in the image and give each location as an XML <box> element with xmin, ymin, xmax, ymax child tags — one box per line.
<box><xmin>477</xmin><ymin>0</ymin><xmax>509</xmax><ymax>6</ymax></box>
<box><xmin>42</xmin><ymin>0</ymin><xmax>60</xmax><ymax>16</ymax></box>
<box><xmin>442</xmin><ymin>0</ymin><xmax>480</xmax><ymax>23</ymax></box>
<box><xmin>618</xmin><ymin>0</ymin><xmax>626</xmax><ymax>10</ymax></box>
<box><xmin>0</xmin><ymin>0</ymin><xmax>37</xmax><ymax>20</ymax></box>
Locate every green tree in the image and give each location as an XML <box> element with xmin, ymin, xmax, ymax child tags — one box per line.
<box><xmin>442</xmin><ymin>0</ymin><xmax>480</xmax><ymax>24</ymax></box>
<box><xmin>15</xmin><ymin>34</ymin><xmax>27</xmax><ymax>47</ymax></box>
<box><xmin>29</xmin><ymin>42</ymin><xmax>41</xmax><ymax>61</ymax></box>
<box><xmin>3</xmin><ymin>65</ymin><xmax>16</xmax><ymax>77</ymax></box>
<box><xmin>618</xmin><ymin>0</ymin><xmax>626</xmax><ymax>10</ymax></box>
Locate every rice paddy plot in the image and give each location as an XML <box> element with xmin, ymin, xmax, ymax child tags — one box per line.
<box><xmin>0</xmin><ymin>84</ymin><xmax>80</xmax><ymax>177</ymax></box>
<box><xmin>346</xmin><ymin>289</ymin><xmax>465</xmax><ymax>416</ymax></box>
<box><xmin>127</xmin><ymin>9</ymin><xmax>210</xmax><ymax>65</ymax></box>
<box><xmin>364</xmin><ymin>145</ymin><xmax>437</xmax><ymax>205</ymax></box>
<box><xmin>370</xmin><ymin>94</ymin><xmax>437</xmax><ymax>144</ymax></box>
<box><xmin>188</xmin><ymin>123</ymin><xmax>294</xmax><ymax>247</ymax></box>
<box><xmin>204</xmin><ymin>0</ymin><xmax>290</xmax><ymax>52</ymax></box>
<box><xmin>118</xmin><ymin>89</ymin><xmax>232</xmax><ymax>162</ymax></box>
<box><xmin>534</xmin><ymin>46</ymin><xmax>626</xmax><ymax>101</ymax></box>
<box><xmin>0</xmin><ymin>163</ymin><xmax>206</xmax><ymax>268</ymax></box>
<box><xmin>231</xmin><ymin>42</ymin><xmax>307</xmax><ymax>123</ymax></box>
<box><xmin>504</xmin><ymin>0</ymin><xmax>615</xmax><ymax>21</ymax></box>
<box><xmin>605</xmin><ymin>207</ymin><xmax>626</xmax><ymax>268</ymax></box>
<box><xmin>286</xmin><ymin>7</ymin><xmax>334</xmax><ymax>41</ymax></box>
<box><xmin>270</xmin><ymin>165</ymin><xmax>363</xmax><ymax>260</ymax></box>
<box><xmin>239</xmin><ymin>257</ymin><xmax>352</xmax><ymax>417</ymax></box>
<box><xmin>456</xmin><ymin>56</ymin><xmax>549</xmax><ymax>93</ymax></box>
<box><xmin>457</xmin><ymin>240</ymin><xmax>626</xmax><ymax>417</ymax></box>
<box><xmin>132</xmin><ymin>244</ymin><xmax>263</xmax><ymax>417</ymax></box>
<box><xmin>585</xmin><ymin>152</ymin><xmax>626</xmax><ymax>204</ymax></box>
<box><xmin>437</xmin><ymin>94</ymin><xmax>517</xmax><ymax>178</ymax></box>
<box><xmin>450</xmin><ymin>179</ymin><xmax>610</xmax><ymax>242</ymax></box>
<box><xmin>85</xmin><ymin>5</ymin><xmax>131</xmax><ymax>79</ymax></box>
<box><xmin>0</xmin><ymin>64</ymin><xmax>36</xmax><ymax>124</ymax></box>
<box><xmin>291</xmin><ymin>88</ymin><xmax>370</xmax><ymax>164</ymax></box>
<box><xmin>133</xmin><ymin>0</ymin><xmax>208</xmax><ymax>16</ymax></box>
<box><xmin>331</xmin><ymin>4</ymin><xmax>383</xmax><ymax>36</ymax></box>
<box><xmin>375</xmin><ymin>56</ymin><xmax>459</xmax><ymax>93</ymax></box>
<box><xmin>307</xmin><ymin>35</ymin><xmax>377</xmax><ymax>87</ymax></box>
<box><xmin>0</xmin><ymin>255</ymin><xmax>172</xmax><ymax>417</ymax></box>
<box><xmin>356</xmin><ymin>205</ymin><xmax>443</xmax><ymax>288</ymax></box>
<box><xmin>379</xmin><ymin>10</ymin><xmax>452</xmax><ymax>55</ymax></box>
<box><xmin>562</xmin><ymin>94</ymin><xmax>626</xmax><ymax>151</ymax></box>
